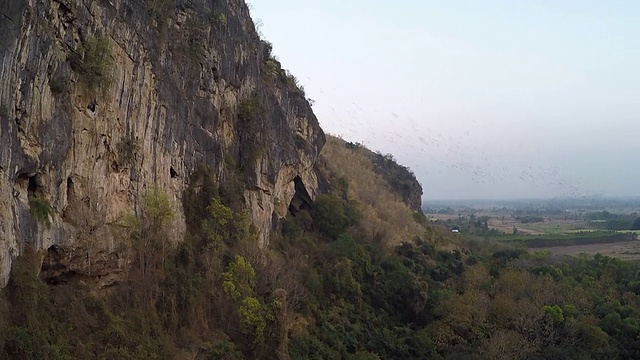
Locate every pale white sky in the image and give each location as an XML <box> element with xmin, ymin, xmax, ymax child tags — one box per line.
<box><xmin>249</xmin><ymin>0</ymin><xmax>640</xmax><ymax>200</ymax></box>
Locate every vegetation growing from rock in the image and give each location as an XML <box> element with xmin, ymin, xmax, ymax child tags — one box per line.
<box><xmin>210</xmin><ymin>11</ymin><xmax>227</xmax><ymax>27</ymax></box>
<box><xmin>71</xmin><ymin>36</ymin><xmax>113</xmax><ymax>95</ymax></box>
<box><xmin>260</xmin><ymin>41</ymin><xmax>306</xmax><ymax>95</ymax></box>
<box><xmin>237</xmin><ymin>93</ymin><xmax>266</xmax><ymax>174</ymax></box>
<box><xmin>28</xmin><ymin>197</ymin><xmax>54</xmax><ymax>226</ymax></box>
<box><xmin>117</xmin><ymin>130</ymin><xmax>138</xmax><ymax>167</ymax></box>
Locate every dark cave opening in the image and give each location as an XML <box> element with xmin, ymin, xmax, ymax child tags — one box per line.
<box><xmin>87</xmin><ymin>100</ymin><xmax>96</xmax><ymax>112</ymax></box>
<box><xmin>66</xmin><ymin>177</ymin><xmax>75</xmax><ymax>202</ymax></box>
<box><xmin>15</xmin><ymin>172</ymin><xmax>43</xmax><ymax>198</ymax></box>
<box><xmin>40</xmin><ymin>245</ymin><xmax>72</xmax><ymax>285</ymax></box>
<box><xmin>288</xmin><ymin>176</ymin><xmax>313</xmax><ymax>216</ymax></box>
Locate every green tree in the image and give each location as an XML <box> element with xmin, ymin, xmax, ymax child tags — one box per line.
<box><xmin>312</xmin><ymin>194</ymin><xmax>349</xmax><ymax>238</ymax></box>
<box><xmin>222</xmin><ymin>255</ymin><xmax>280</xmax><ymax>350</ymax></box>
<box><xmin>223</xmin><ymin>255</ymin><xmax>256</xmax><ymax>300</ymax></box>
<box><xmin>75</xmin><ymin>36</ymin><xmax>113</xmax><ymax>94</ymax></box>
<box><xmin>29</xmin><ymin>197</ymin><xmax>54</xmax><ymax>226</ymax></box>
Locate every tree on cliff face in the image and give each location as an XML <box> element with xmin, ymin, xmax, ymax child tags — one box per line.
<box><xmin>120</xmin><ymin>187</ymin><xmax>175</xmax><ymax>308</ymax></box>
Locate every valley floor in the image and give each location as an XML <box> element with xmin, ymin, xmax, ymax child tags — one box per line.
<box><xmin>540</xmin><ymin>240</ymin><xmax>640</xmax><ymax>261</ymax></box>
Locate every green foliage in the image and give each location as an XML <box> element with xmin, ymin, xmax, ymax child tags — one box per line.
<box><xmin>238</xmin><ymin>296</ymin><xmax>275</xmax><ymax>343</ymax></box>
<box><xmin>238</xmin><ymin>93</ymin><xmax>265</xmax><ymax>122</ymax></box>
<box><xmin>208</xmin><ymin>197</ymin><xmax>234</xmax><ymax>228</ymax></box>
<box><xmin>237</xmin><ymin>93</ymin><xmax>266</xmax><ymax>173</ymax></box>
<box><xmin>311</xmin><ymin>194</ymin><xmax>347</xmax><ymax>237</ymax></box>
<box><xmin>120</xmin><ymin>187</ymin><xmax>175</xmax><ymax>293</ymax></box>
<box><xmin>544</xmin><ymin>305</ymin><xmax>565</xmax><ymax>323</ymax></box>
<box><xmin>0</xmin><ymin>183</ymin><xmax>265</xmax><ymax>359</ymax></box>
<box><xmin>220</xmin><ymin>157</ymin><xmax>247</xmax><ymax>211</ymax></box>
<box><xmin>204</xmin><ymin>199</ymin><xmax>233</xmax><ymax>245</ymax></box>
<box><xmin>585</xmin><ymin>210</ymin><xmax>639</xmax><ymax>230</ymax></box>
<box><xmin>281</xmin><ymin>210</ymin><xmax>313</xmax><ymax>240</ymax></box>
<box><xmin>223</xmin><ymin>255</ymin><xmax>256</xmax><ymax>300</ymax></box>
<box><xmin>117</xmin><ymin>131</ymin><xmax>138</xmax><ymax>167</ymax></box>
<box><xmin>202</xmin><ymin>338</ymin><xmax>244</xmax><ymax>360</ymax></box>
<box><xmin>142</xmin><ymin>187</ymin><xmax>175</xmax><ymax>224</ymax></box>
<box><xmin>73</xmin><ymin>36</ymin><xmax>113</xmax><ymax>94</ymax></box>
<box><xmin>211</xmin><ymin>11</ymin><xmax>227</xmax><ymax>27</ymax></box>
<box><xmin>182</xmin><ymin>164</ymin><xmax>219</xmax><ymax>232</ymax></box>
<box><xmin>187</xmin><ymin>36</ymin><xmax>204</xmax><ymax>61</ymax></box>
<box><xmin>29</xmin><ymin>197</ymin><xmax>54</xmax><ymax>226</ymax></box>
<box><xmin>221</xmin><ymin>255</ymin><xmax>281</xmax><ymax>344</ymax></box>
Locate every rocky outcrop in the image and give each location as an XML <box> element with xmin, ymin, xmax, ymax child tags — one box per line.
<box><xmin>341</xmin><ymin>140</ymin><xmax>423</xmax><ymax>212</ymax></box>
<box><xmin>370</xmin><ymin>151</ymin><xmax>423</xmax><ymax>212</ymax></box>
<box><xmin>0</xmin><ymin>0</ymin><xmax>324</xmax><ymax>286</ymax></box>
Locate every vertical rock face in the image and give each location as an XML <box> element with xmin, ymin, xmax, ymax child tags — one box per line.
<box><xmin>0</xmin><ymin>0</ymin><xmax>325</xmax><ymax>286</ymax></box>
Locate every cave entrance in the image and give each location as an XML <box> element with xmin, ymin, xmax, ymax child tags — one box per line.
<box><xmin>66</xmin><ymin>177</ymin><xmax>75</xmax><ymax>202</ymax></box>
<box><xmin>288</xmin><ymin>176</ymin><xmax>313</xmax><ymax>216</ymax></box>
<box><xmin>40</xmin><ymin>245</ymin><xmax>77</xmax><ymax>285</ymax></box>
<box><xmin>15</xmin><ymin>172</ymin><xmax>43</xmax><ymax>198</ymax></box>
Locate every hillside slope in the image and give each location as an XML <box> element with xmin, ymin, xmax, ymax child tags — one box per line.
<box><xmin>318</xmin><ymin>135</ymin><xmax>426</xmax><ymax>246</ymax></box>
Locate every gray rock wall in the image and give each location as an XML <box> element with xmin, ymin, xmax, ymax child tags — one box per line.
<box><xmin>0</xmin><ymin>0</ymin><xmax>325</xmax><ymax>286</ymax></box>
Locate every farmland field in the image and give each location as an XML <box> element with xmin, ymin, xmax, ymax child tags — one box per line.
<box><xmin>488</xmin><ymin>218</ymin><xmax>586</xmax><ymax>235</ymax></box>
<box><xmin>425</xmin><ymin>198</ymin><xmax>640</xmax><ymax>260</ymax></box>
<box><xmin>540</xmin><ymin>240</ymin><xmax>640</xmax><ymax>261</ymax></box>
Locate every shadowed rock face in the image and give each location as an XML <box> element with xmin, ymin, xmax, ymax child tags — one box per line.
<box><xmin>0</xmin><ymin>0</ymin><xmax>325</xmax><ymax>286</ymax></box>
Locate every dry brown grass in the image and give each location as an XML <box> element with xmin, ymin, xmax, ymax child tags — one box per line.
<box><xmin>320</xmin><ymin>136</ymin><xmax>426</xmax><ymax>246</ymax></box>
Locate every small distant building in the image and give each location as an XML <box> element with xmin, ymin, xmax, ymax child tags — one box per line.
<box><xmin>452</xmin><ymin>229</ymin><xmax>460</xmax><ymax>234</ymax></box>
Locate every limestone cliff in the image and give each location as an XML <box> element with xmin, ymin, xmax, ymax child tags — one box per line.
<box><xmin>0</xmin><ymin>0</ymin><xmax>325</xmax><ymax>286</ymax></box>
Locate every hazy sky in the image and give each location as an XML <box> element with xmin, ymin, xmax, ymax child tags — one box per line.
<box><xmin>249</xmin><ymin>0</ymin><xmax>640</xmax><ymax>201</ymax></box>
